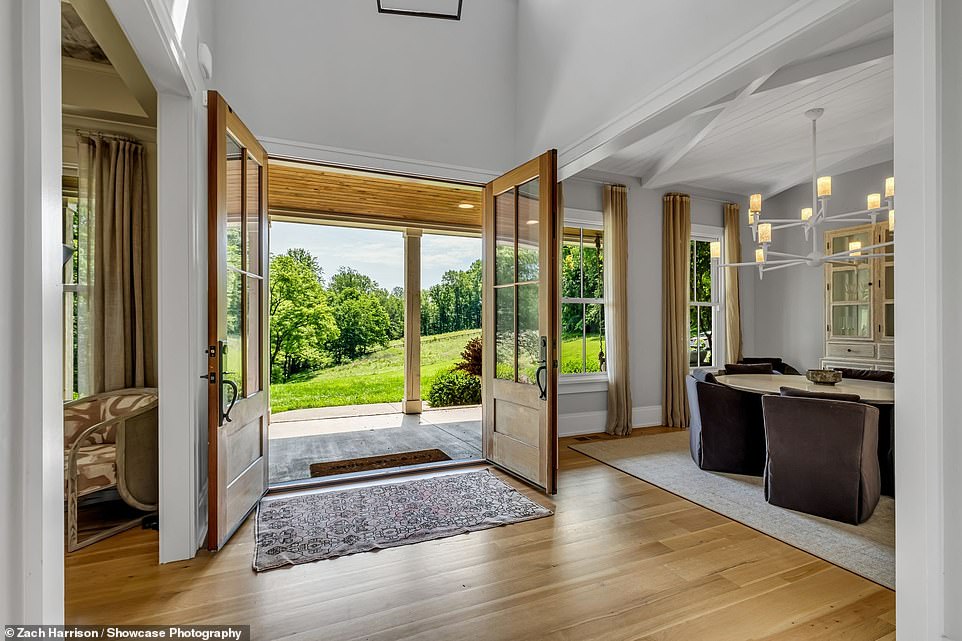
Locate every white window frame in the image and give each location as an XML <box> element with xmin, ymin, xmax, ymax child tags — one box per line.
<box><xmin>560</xmin><ymin>208</ymin><xmax>608</xmax><ymax>392</ymax></box>
<box><xmin>690</xmin><ymin>223</ymin><xmax>726</xmax><ymax>372</ymax></box>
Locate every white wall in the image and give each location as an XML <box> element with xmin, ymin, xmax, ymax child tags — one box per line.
<box><xmin>106</xmin><ymin>0</ymin><xmax>214</xmax><ymax>561</ymax></box>
<box><xmin>0</xmin><ymin>0</ymin><xmax>25</xmax><ymax>624</ymax></box>
<box><xmin>557</xmin><ymin>177</ymin><xmax>752</xmax><ymax>434</ymax></box>
<box><xmin>1</xmin><ymin>0</ymin><xmax>63</xmax><ymax>624</ymax></box>
<box><xmin>893</xmin><ymin>0</ymin><xmax>961</xmax><ymax>637</ymax></box>
<box><xmin>515</xmin><ymin>0</ymin><xmax>797</xmax><ymax>161</ymax></box>
<box><xmin>210</xmin><ymin>0</ymin><xmax>517</xmax><ymax>175</ymax></box>
<box><xmin>751</xmin><ymin>161</ymin><xmax>893</xmax><ymax>370</ymax></box>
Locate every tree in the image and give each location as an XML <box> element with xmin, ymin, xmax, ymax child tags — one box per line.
<box><xmin>324</xmin><ymin>286</ymin><xmax>391</xmax><ymax>362</ymax></box>
<box><xmin>329</xmin><ymin>267</ymin><xmax>378</xmax><ymax>296</ymax></box>
<box><xmin>420</xmin><ymin>259</ymin><xmax>482</xmax><ymax>336</ymax></box>
<box><xmin>382</xmin><ymin>286</ymin><xmax>405</xmax><ymax>340</ymax></box>
<box><xmin>269</xmin><ymin>250</ymin><xmax>338</xmax><ymax>381</ymax></box>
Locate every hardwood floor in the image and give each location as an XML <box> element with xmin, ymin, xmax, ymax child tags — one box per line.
<box><xmin>65</xmin><ymin>433</ymin><xmax>896</xmax><ymax>640</ymax></box>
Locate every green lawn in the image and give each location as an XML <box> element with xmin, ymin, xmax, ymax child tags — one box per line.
<box><xmin>270</xmin><ymin>329</ymin><xmax>479</xmax><ymax>413</ymax></box>
<box><xmin>270</xmin><ymin>329</ymin><xmax>602</xmax><ymax>413</ymax></box>
<box><xmin>561</xmin><ymin>334</ymin><xmax>605</xmax><ymax>375</ymax></box>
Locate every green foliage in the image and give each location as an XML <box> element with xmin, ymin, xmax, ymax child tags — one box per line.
<box><xmin>427</xmin><ymin>368</ymin><xmax>481</xmax><ymax>407</ymax></box>
<box><xmin>561</xmin><ymin>233</ymin><xmax>604</xmax><ymax>334</ymax></box>
<box><xmin>269</xmin><ymin>250</ymin><xmax>338</xmax><ymax>381</ymax></box>
<box><xmin>325</xmin><ymin>286</ymin><xmax>391</xmax><ymax>363</ymax></box>
<box><xmin>421</xmin><ymin>259</ymin><xmax>482</xmax><ymax>336</ymax></box>
<box><xmin>689</xmin><ymin>240</ymin><xmax>714</xmax><ymax>366</ymax></box>
<box><xmin>455</xmin><ymin>336</ymin><xmax>482</xmax><ymax>377</ymax></box>
<box><xmin>329</xmin><ymin>267</ymin><xmax>378</xmax><ymax>295</ymax></box>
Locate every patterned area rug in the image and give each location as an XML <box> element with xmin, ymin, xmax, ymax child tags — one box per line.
<box><xmin>253</xmin><ymin>469</ymin><xmax>552</xmax><ymax>571</ymax></box>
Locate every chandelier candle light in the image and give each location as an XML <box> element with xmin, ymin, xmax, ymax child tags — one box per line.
<box><xmin>714</xmin><ymin>108</ymin><xmax>895</xmax><ymax>279</ymax></box>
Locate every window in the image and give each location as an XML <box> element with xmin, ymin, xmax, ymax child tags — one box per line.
<box><xmin>561</xmin><ymin>225</ymin><xmax>605</xmax><ymax>376</ymax></box>
<box><xmin>689</xmin><ymin>226</ymin><xmax>725</xmax><ymax>369</ymax></box>
<box><xmin>62</xmin><ymin>187</ymin><xmax>84</xmax><ymax>400</ymax></box>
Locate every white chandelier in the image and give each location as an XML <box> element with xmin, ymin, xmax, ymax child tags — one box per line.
<box><xmin>710</xmin><ymin>108</ymin><xmax>894</xmax><ymax>279</ymax></box>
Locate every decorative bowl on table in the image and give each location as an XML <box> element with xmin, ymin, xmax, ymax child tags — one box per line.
<box><xmin>806</xmin><ymin>369</ymin><xmax>842</xmax><ymax>385</ymax></box>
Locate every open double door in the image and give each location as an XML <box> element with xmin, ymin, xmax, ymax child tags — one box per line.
<box><xmin>206</xmin><ymin>91</ymin><xmax>559</xmax><ymax>550</ymax></box>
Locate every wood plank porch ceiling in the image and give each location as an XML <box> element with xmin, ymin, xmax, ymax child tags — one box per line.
<box><xmin>267</xmin><ymin>160</ymin><xmax>483</xmax><ymax>231</ymax></box>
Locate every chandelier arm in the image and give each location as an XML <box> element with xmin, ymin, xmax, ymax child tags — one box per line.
<box><xmin>762</xmin><ymin>261</ymin><xmax>808</xmax><ymax>273</ymax></box>
<box><xmin>716</xmin><ymin>260</ymin><xmax>763</xmax><ymax>268</ymax></box>
<box><xmin>823</xmin><ymin>208</ymin><xmax>888</xmax><ymax>221</ymax></box>
<box><xmin>765</xmin><ymin>250</ymin><xmax>808</xmax><ymax>259</ymax></box>
<box><xmin>824</xmin><ymin>241</ymin><xmax>894</xmax><ymax>260</ymax></box>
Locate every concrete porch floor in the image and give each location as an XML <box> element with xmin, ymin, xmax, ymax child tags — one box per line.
<box><xmin>268</xmin><ymin>404</ymin><xmax>482</xmax><ymax>484</ymax></box>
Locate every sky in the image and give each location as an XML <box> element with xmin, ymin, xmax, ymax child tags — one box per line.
<box><xmin>270</xmin><ymin>222</ymin><xmax>481</xmax><ymax>291</ymax></box>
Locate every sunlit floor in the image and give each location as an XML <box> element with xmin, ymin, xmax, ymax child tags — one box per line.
<box><xmin>268</xmin><ymin>404</ymin><xmax>482</xmax><ymax>484</ymax></box>
<box><xmin>66</xmin><ymin>434</ymin><xmax>896</xmax><ymax>640</ymax></box>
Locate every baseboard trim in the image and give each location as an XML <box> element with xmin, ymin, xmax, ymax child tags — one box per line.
<box><xmin>632</xmin><ymin>404</ymin><xmax>663</xmax><ymax>428</ymax></box>
<box><xmin>559</xmin><ymin>404</ymin><xmax>663</xmax><ymax>437</ymax></box>
<box><xmin>558</xmin><ymin>410</ymin><xmax>607</xmax><ymax>437</ymax></box>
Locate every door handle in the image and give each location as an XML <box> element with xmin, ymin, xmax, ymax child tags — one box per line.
<box><xmin>536</xmin><ymin>364</ymin><xmax>547</xmax><ymax>400</ymax></box>
<box><xmin>536</xmin><ymin>335</ymin><xmax>548</xmax><ymax>401</ymax></box>
<box><xmin>222</xmin><ymin>378</ymin><xmax>238</xmax><ymax>423</ymax></box>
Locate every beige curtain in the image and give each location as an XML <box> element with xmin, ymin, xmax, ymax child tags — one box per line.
<box><xmin>662</xmin><ymin>193</ymin><xmax>690</xmax><ymax>427</ymax></box>
<box><xmin>77</xmin><ymin>134</ymin><xmax>155</xmax><ymax>394</ymax></box>
<box><xmin>723</xmin><ymin>203</ymin><xmax>743</xmax><ymax>363</ymax></box>
<box><xmin>603</xmin><ymin>185</ymin><xmax>633</xmax><ymax>436</ymax></box>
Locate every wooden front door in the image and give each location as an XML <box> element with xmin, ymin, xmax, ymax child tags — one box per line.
<box><xmin>482</xmin><ymin>150</ymin><xmax>559</xmax><ymax>493</ymax></box>
<box><xmin>206</xmin><ymin>91</ymin><xmax>270</xmax><ymax>550</ymax></box>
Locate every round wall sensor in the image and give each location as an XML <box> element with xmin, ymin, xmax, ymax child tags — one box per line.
<box><xmin>198</xmin><ymin>42</ymin><xmax>213</xmax><ymax>81</ymax></box>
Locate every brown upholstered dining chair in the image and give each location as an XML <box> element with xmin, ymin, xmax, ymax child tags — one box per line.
<box><xmin>761</xmin><ymin>389</ymin><xmax>881</xmax><ymax>524</ymax></box>
<box><xmin>739</xmin><ymin>357</ymin><xmax>801</xmax><ymax>375</ymax></box>
<box><xmin>685</xmin><ymin>373</ymin><xmax>766</xmax><ymax>476</ymax></box>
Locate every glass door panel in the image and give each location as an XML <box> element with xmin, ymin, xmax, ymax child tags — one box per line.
<box><xmin>482</xmin><ymin>150</ymin><xmax>558</xmax><ymax>494</ymax></box>
<box><xmin>832</xmin><ymin>304</ymin><xmax>871</xmax><ymax>338</ymax></box>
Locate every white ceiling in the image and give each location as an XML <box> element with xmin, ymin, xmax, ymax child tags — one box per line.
<box><xmin>590</xmin><ymin>14</ymin><xmax>894</xmax><ymax>198</ymax></box>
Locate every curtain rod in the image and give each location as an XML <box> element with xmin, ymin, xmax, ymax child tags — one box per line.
<box><xmin>75</xmin><ymin>129</ymin><xmax>141</xmax><ymax>143</ymax></box>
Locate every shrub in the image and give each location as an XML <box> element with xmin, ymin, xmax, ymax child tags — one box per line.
<box><xmin>427</xmin><ymin>368</ymin><xmax>481</xmax><ymax>407</ymax></box>
<box><xmin>455</xmin><ymin>337</ymin><xmax>483</xmax><ymax>377</ymax></box>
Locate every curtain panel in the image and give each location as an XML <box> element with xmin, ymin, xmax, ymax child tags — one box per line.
<box><xmin>77</xmin><ymin>134</ymin><xmax>155</xmax><ymax>395</ymax></box>
<box><xmin>723</xmin><ymin>203</ymin><xmax>743</xmax><ymax>363</ymax></box>
<box><xmin>662</xmin><ymin>193</ymin><xmax>691</xmax><ymax>428</ymax></box>
<box><xmin>603</xmin><ymin>185</ymin><xmax>633</xmax><ymax>436</ymax></box>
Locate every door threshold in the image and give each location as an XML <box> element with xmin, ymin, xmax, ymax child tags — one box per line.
<box><xmin>267</xmin><ymin>457</ymin><xmax>485</xmax><ymax>494</ymax></box>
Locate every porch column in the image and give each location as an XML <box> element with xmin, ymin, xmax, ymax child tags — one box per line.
<box><xmin>403</xmin><ymin>228</ymin><xmax>423</xmax><ymax>414</ymax></box>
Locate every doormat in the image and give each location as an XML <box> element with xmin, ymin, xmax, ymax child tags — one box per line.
<box><xmin>309</xmin><ymin>449</ymin><xmax>452</xmax><ymax>478</ymax></box>
<box><xmin>253</xmin><ymin>469</ymin><xmax>553</xmax><ymax>571</ymax></box>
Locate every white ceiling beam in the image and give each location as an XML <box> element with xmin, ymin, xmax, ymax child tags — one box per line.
<box><xmin>558</xmin><ymin>0</ymin><xmax>893</xmax><ymax>180</ymax></box>
<box><xmin>71</xmin><ymin>0</ymin><xmax>158</xmax><ymax>123</ymax></box>
<box><xmin>683</xmin><ymin>37</ymin><xmax>892</xmax><ymax>117</ymax></box>
<box><xmin>644</xmin><ymin>74</ymin><xmax>774</xmax><ymax>188</ymax></box>
<box><xmin>755</xmin><ymin>36</ymin><xmax>893</xmax><ymax>95</ymax></box>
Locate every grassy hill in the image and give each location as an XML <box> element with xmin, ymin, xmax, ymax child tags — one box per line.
<box><xmin>270</xmin><ymin>328</ymin><xmax>604</xmax><ymax>413</ymax></box>
<box><xmin>270</xmin><ymin>329</ymin><xmax>480</xmax><ymax>413</ymax></box>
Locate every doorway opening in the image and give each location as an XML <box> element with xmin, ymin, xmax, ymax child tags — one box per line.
<box><xmin>266</xmin><ymin>164</ymin><xmax>484</xmax><ymax>486</ymax></box>
<box><xmin>60</xmin><ymin>0</ymin><xmax>159</xmax><ymax>558</ymax></box>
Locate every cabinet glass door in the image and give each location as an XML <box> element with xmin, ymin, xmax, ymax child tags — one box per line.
<box><xmin>828</xmin><ymin>228</ymin><xmax>874</xmax><ymax>339</ymax></box>
<box><xmin>880</xmin><ymin>227</ymin><xmax>894</xmax><ymax>338</ymax></box>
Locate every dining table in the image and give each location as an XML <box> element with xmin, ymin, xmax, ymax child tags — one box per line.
<box><xmin>713</xmin><ymin>373</ymin><xmax>894</xmax><ymax>404</ymax></box>
<box><xmin>713</xmin><ymin>373</ymin><xmax>895</xmax><ymax>496</ymax></box>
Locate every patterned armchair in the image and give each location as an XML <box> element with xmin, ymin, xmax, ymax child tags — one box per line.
<box><xmin>64</xmin><ymin>388</ymin><xmax>158</xmax><ymax>551</ymax></box>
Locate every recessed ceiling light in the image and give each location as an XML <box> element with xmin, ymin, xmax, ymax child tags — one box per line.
<box><xmin>458</xmin><ymin>203</ymin><xmax>475</xmax><ymax>209</ymax></box>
